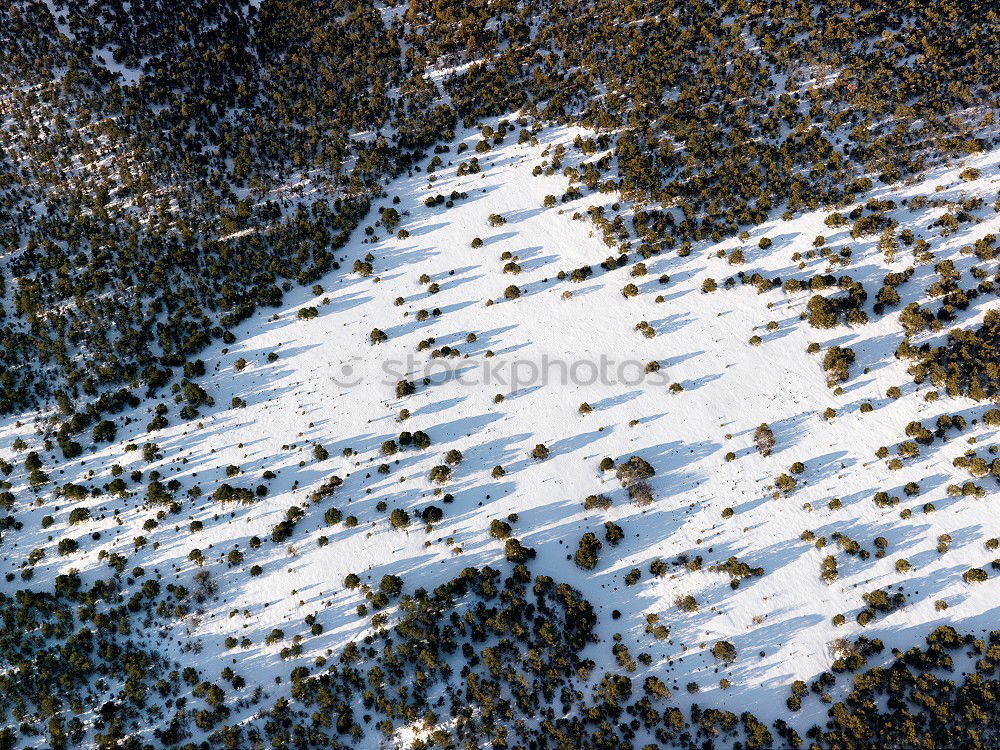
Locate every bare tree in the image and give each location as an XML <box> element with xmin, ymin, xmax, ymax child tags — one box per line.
<box><xmin>754</xmin><ymin>423</ymin><xmax>775</xmax><ymax>456</ymax></box>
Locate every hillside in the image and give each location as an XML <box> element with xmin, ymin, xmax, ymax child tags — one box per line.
<box><xmin>1</xmin><ymin>2</ymin><xmax>1000</xmax><ymax>749</ymax></box>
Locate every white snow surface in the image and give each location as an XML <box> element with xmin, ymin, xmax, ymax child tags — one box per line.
<box><xmin>3</xmin><ymin>121</ymin><xmax>1000</xmax><ymax>742</ymax></box>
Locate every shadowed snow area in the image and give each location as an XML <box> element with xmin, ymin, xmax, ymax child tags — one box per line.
<box><xmin>5</xmin><ymin>121</ymin><xmax>1000</xmax><ymax>731</ymax></box>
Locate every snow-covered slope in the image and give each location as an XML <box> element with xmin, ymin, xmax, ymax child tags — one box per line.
<box><xmin>4</xmin><ymin>120</ymin><xmax>1000</xmax><ymax>741</ymax></box>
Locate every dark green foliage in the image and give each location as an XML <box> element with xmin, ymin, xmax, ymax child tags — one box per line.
<box><xmin>213</xmin><ymin>484</ymin><xmax>255</xmax><ymax>504</ymax></box>
<box><xmin>712</xmin><ymin>640</ymin><xmax>737</xmax><ymax>662</ymax></box>
<box><xmin>574</xmin><ymin>532</ymin><xmax>602</xmax><ymax>569</ymax></box>
<box><xmin>604</xmin><ymin>521</ymin><xmax>624</xmax><ymax>545</ymax></box>
<box><xmin>504</xmin><ymin>538</ymin><xmax>535</xmax><ymax>564</ymax></box>
<box><xmin>310</xmin><ymin>475</ymin><xmax>343</xmax><ymax>502</ymax></box>
<box><xmin>823</xmin><ymin>345</ymin><xmax>856</xmax><ymax>385</ymax></box>
<box><xmin>901</xmin><ymin>310</ymin><xmax>1000</xmax><ymax>399</ymax></box>
<box><xmin>91</xmin><ymin>420</ymin><xmax>117</xmax><ymax>443</ymax></box>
